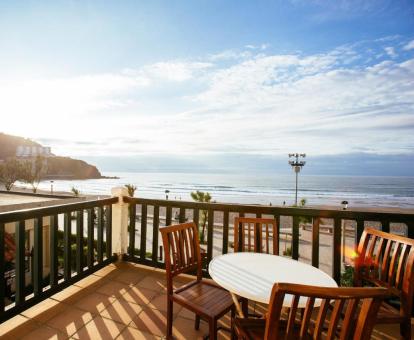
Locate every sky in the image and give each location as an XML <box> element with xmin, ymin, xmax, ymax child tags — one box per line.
<box><xmin>0</xmin><ymin>0</ymin><xmax>413</xmax><ymax>174</ymax></box>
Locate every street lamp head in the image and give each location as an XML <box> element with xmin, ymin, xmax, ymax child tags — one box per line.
<box><xmin>300</xmin><ymin>153</ymin><xmax>306</xmax><ymax>158</ymax></box>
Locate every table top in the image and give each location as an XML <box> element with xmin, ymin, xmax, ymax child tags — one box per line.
<box><xmin>209</xmin><ymin>252</ymin><xmax>337</xmax><ymax>307</ymax></box>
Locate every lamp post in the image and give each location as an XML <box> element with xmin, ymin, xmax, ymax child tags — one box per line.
<box><xmin>50</xmin><ymin>180</ymin><xmax>54</xmax><ymax>194</ymax></box>
<box><xmin>288</xmin><ymin>153</ymin><xmax>306</xmax><ymax>206</ymax></box>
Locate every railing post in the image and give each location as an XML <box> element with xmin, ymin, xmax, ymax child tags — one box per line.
<box><xmin>111</xmin><ymin>187</ymin><xmax>129</xmax><ymax>258</ymax></box>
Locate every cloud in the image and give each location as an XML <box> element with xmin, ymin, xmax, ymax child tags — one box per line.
<box><xmin>2</xmin><ymin>37</ymin><xmax>414</xmax><ymax>158</ymax></box>
<box><xmin>403</xmin><ymin>40</ymin><xmax>414</xmax><ymax>51</ymax></box>
<box><xmin>384</xmin><ymin>46</ymin><xmax>397</xmax><ymax>58</ymax></box>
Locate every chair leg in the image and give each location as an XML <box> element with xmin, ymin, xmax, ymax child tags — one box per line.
<box><xmin>167</xmin><ymin>298</ymin><xmax>173</xmax><ymax>339</ymax></box>
<box><xmin>195</xmin><ymin>314</ymin><xmax>201</xmax><ymax>330</ymax></box>
<box><xmin>400</xmin><ymin>320</ymin><xmax>411</xmax><ymax>340</ymax></box>
<box><xmin>209</xmin><ymin>320</ymin><xmax>217</xmax><ymax>340</ymax></box>
<box><xmin>240</xmin><ymin>297</ymin><xmax>249</xmax><ymax>317</ymax></box>
<box><xmin>231</xmin><ymin>308</ymin><xmax>237</xmax><ymax>340</ymax></box>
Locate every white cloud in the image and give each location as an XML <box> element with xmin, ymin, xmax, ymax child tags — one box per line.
<box><xmin>1</xmin><ymin>38</ymin><xmax>414</xmax><ymax>157</ymax></box>
<box><xmin>384</xmin><ymin>46</ymin><xmax>397</xmax><ymax>58</ymax></box>
<box><xmin>403</xmin><ymin>40</ymin><xmax>414</xmax><ymax>51</ymax></box>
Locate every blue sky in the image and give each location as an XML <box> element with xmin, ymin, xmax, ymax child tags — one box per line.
<box><xmin>0</xmin><ymin>0</ymin><xmax>413</xmax><ymax>173</ymax></box>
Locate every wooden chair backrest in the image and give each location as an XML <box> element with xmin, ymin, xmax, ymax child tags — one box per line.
<box><xmin>355</xmin><ymin>228</ymin><xmax>414</xmax><ymax>311</ymax></box>
<box><xmin>266</xmin><ymin>283</ymin><xmax>389</xmax><ymax>340</ymax></box>
<box><xmin>234</xmin><ymin>217</ymin><xmax>278</xmax><ymax>255</ymax></box>
<box><xmin>160</xmin><ymin>222</ymin><xmax>202</xmax><ymax>293</ymax></box>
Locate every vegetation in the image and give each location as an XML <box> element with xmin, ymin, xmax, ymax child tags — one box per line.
<box><xmin>190</xmin><ymin>190</ymin><xmax>212</xmax><ymax>243</ymax></box>
<box><xmin>0</xmin><ymin>158</ymin><xmax>23</xmax><ymax>191</ymax></box>
<box><xmin>71</xmin><ymin>186</ymin><xmax>81</xmax><ymax>197</ymax></box>
<box><xmin>296</xmin><ymin>198</ymin><xmax>312</xmax><ymax>226</ymax></box>
<box><xmin>125</xmin><ymin>184</ymin><xmax>137</xmax><ymax>197</ymax></box>
<box><xmin>340</xmin><ymin>265</ymin><xmax>354</xmax><ymax>287</ymax></box>
<box><xmin>20</xmin><ymin>156</ymin><xmax>47</xmax><ymax>193</ymax></box>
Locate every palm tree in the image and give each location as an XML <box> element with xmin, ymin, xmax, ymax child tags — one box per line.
<box><xmin>190</xmin><ymin>190</ymin><xmax>212</xmax><ymax>243</ymax></box>
<box><xmin>124</xmin><ymin>184</ymin><xmax>137</xmax><ymax>197</ymax></box>
<box><xmin>71</xmin><ymin>186</ymin><xmax>80</xmax><ymax>197</ymax></box>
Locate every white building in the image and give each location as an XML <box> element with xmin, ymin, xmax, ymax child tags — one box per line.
<box><xmin>16</xmin><ymin>146</ymin><xmax>52</xmax><ymax>158</ymax></box>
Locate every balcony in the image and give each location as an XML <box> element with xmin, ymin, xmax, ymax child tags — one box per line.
<box><xmin>0</xmin><ymin>187</ymin><xmax>413</xmax><ymax>338</ymax></box>
<box><xmin>0</xmin><ymin>262</ymin><xmax>409</xmax><ymax>339</ymax></box>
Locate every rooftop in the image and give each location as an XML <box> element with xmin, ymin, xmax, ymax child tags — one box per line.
<box><xmin>0</xmin><ymin>261</ymin><xmax>409</xmax><ymax>340</ymax></box>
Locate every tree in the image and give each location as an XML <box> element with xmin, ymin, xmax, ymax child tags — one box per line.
<box><xmin>190</xmin><ymin>190</ymin><xmax>212</xmax><ymax>243</ymax></box>
<box><xmin>125</xmin><ymin>184</ymin><xmax>137</xmax><ymax>197</ymax></box>
<box><xmin>0</xmin><ymin>158</ymin><xmax>23</xmax><ymax>191</ymax></box>
<box><xmin>297</xmin><ymin>197</ymin><xmax>312</xmax><ymax>226</ymax></box>
<box><xmin>71</xmin><ymin>186</ymin><xmax>81</xmax><ymax>197</ymax></box>
<box><xmin>20</xmin><ymin>156</ymin><xmax>47</xmax><ymax>193</ymax></box>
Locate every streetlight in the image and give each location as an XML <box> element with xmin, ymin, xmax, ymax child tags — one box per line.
<box><xmin>165</xmin><ymin>189</ymin><xmax>170</xmax><ymax>200</ymax></box>
<box><xmin>288</xmin><ymin>153</ymin><xmax>306</xmax><ymax>206</ymax></box>
<box><xmin>50</xmin><ymin>180</ymin><xmax>54</xmax><ymax>194</ymax></box>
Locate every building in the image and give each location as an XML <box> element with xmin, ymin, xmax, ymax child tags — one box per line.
<box><xmin>16</xmin><ymin>145</ymin><xmax>52</xmax><ymax>158</ymax></box>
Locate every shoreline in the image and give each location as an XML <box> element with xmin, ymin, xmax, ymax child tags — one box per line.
<box><xmin>2</xmin><ymin>184</ymin><xmax>413</xmax><ymax>214</ymax></box>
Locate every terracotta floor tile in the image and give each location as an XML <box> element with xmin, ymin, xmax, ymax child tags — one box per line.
<box><xmin>93</xmin><ymin>264</ymin><xmax>118</xmax><ymax>278</ymax></box>
<box><xmin>21</xmin><ymin>298</ymin><xmax>66</xmax><ymax>323</ymax></box>
<box><xmin>112</xmin><ymin>269</ymin><xmax>147</xmax><ymax>285</ymax></box>
<box><xmin>45</xmin><ymin>306</ymin><xmax>93</xmax><ymax>337</ymax></box>
<box><xmin>100</xmin><ymin>299</ymin><xmax>142</xmax><ymax>325</ymax></box>
<box><xmin>177</xmin><ymin>306</ymin><xmax>198</xmax><ymax>321</ymax></box>
<box><xmin>121</xmin><ymin>285</ymin><xmax>158</xmax><ymax>306</ymax></box>
<box><xmin>96</xmin><ymin>281</ymin><xmax>131</xmax><ymax>297</ymax></box>
<box><xmin>50</xmin><ymin>285</ymin><xmax>85</xmax><ymax>303</ymax></box>
<box><xmin>74</xmin><ymin>274</ymin><xmax>106</xmax><ymax>289</ymax></box>
<box><xmin>135</xmin><ymin>276</ymin><xmax>167</xmax><ymax>292</ymax></box>
<box><xmin>172</xmin><ymin>316</ymin><xmax>209</xmax><ymax>340</ymax></box>
<box><xmin>20</xmin><ymin>324</ymin><xmax>67</xmax><ymax>340</ymax></box>
<box><xmin>71</xmin><ymin>316</ymin><xmax>125</xmax><ymax>340</ymax></box>
<box><xmin>0</xmin><ymin>315</ymin><xmax>39</xmax><ymax>339</ymax></box>
<box><xmin>73</xmin><ymin>292</ymin><xmax>116</xmax><ymax>314</ymax></box>
<box><xmin>129</xmin><ymin>308</ymin><xmax>168</xmax><ymax>337</ymax></box>
<box><xmin>117</xmin><ymin>326</ymin><xmax>161</xmax><ymax>340</ymax></box>
<box><xmin>147</xmin><ymin>294</ymin><xmax>182</xmax><ymax>314</ymax></box>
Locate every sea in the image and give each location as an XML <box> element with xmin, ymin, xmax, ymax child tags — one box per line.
<box><xmin>25</xmin><ymin>172</ymin><xmax>414</xmax><ymax>209</ymax></box>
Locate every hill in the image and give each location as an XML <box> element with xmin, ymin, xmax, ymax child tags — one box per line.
<box><xmin>0</xmin><ymin>132</ymin><xmax>103</xmax><ymax>179</ymax></box>
<box><xmin>0</xmin><ymin>133</ymin><xmax>41</xmax><ymax>159</ymax></box>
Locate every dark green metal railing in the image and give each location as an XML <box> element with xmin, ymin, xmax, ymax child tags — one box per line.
<box><xmin>123</xmin><ymin>197</ymin><xmax>414</xmax><ymax>284</ymax></box>
<box><xmin>1</xmin><ymin>194</ymin><xmax>413</xmax><ymax>324</ymax></box>
<box><xmin>0</xmin><ymin>197</ymin><xmax>118</xmax><ymax>322</ymax></box>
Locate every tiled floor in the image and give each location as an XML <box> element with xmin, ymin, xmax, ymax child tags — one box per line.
<box><xmin>0</xmin><ymin>261</ymin><xmax>411</xmax><ymax>339</ymax></box>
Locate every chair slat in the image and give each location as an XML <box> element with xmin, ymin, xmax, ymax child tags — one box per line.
<box><xmin>314</xmin><ymin>299</ymin><xmax>330</xmax><ymax>339</ymax></box>
<box><xmin>395</xmin><ymin>244</ymin><xmax>410</xmax><ymax>288</ymax></box>
<box><xmin>286</xmin><ymin>295</ymin><xmax>299</xmax><ymax>338</ymax></box>
<box><xmin>380</xmin><ymin>239</ymin><xmax>393</xmax><ymax>281</ymax></box>
<box><xmin>388</xmin><ymin>242</ymin><xmax>402</xmax><ymax>284</ymax></box>
<box><xmin>326</xmin><ymin>299</ymin><xmax>345</xmax><ymax>339</ymax></box>
<box><xmin>300</xmin><ymin>297</ymin><xmax>315</xmax><ymax>338</ymax></box>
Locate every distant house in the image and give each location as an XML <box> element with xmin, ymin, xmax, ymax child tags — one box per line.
<box><xmin>16</xmin><ymin>145</ymin><xmax>52</xmax><ymax>158</ymax></box>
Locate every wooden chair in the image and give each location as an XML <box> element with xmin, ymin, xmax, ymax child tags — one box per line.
<box><xmin>354</xmin><ymin>228</ymin><xmax>414</xmax><ymax>339</ymax></box>
<box><xmin>160</xmin><ymin>222</ymin><xmax>234</xmax><ymax>340</ymax></box>
<box><xmin>234</xmin><ymin>217</ymin><xmax>278</xmax><ymax>255</ymax></box>
<box><xmin>234</xmin><ymin>282</ymin><xmax>390</xmax><ymax>340</ymax></box>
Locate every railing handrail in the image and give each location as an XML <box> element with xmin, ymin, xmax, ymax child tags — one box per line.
<box><xmin>0</xmin><ymin>197</ymin><xmax>119</xmax><ymax>223</ymax></box>
<box><xmin>124</xmin><ymin>197</ymin><xmax>414</xmax><ymax>223</ymax></box>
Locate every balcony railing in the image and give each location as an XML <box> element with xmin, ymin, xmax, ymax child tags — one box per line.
<box><xmin>0</xmin><ymin>188</ymin><xmax>413</xmax><ymax>324</ymax></box>
<box><xmin>0</xmin><ymin>197</ymin><xmax>118</xmax><ymax>322</ymax></box>
<box><xmin>124</xmin><ymin>197</ymin><xmax>414</xmax><ymax>284</ymax></box>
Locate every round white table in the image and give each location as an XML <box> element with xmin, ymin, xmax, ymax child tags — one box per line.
<box><xmin>209</xmin><ymin>252</ymin><xmax>337</xmax><ymax>310</ymax></box>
